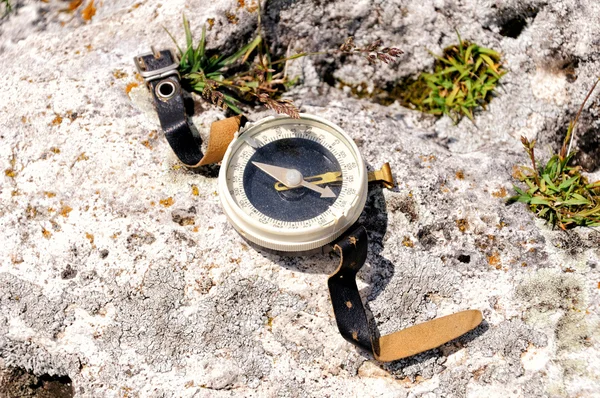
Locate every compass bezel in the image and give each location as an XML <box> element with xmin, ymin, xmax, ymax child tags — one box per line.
<box><xmin>218</xmin><ymin>114</ymin><xmax>368</xmax><ymax>252</ymax></box>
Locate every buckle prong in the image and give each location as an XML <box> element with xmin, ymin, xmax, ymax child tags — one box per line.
<box><xmin>134</xmin><ymin>48</ymin><xmax>180</xmax><ymax>82</ymax></box>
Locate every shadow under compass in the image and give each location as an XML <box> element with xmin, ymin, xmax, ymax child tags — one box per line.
<box><xmin>256</xmin><ymin>184</ymin><xmax>393</xmax><ymax>294</ymax></box>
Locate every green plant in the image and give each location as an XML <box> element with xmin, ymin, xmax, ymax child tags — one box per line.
<box><xmin>1</xmin><ymin>0</ymin><xmax>12</xmax><ymax>17</ymax></box>
<box><xmin>508</xmin><ymin>78</ymin><xmax>600</xmax><ymax>230</ymax></box>
<box><xmin>400</xmin><ymin>32</ymin><xmax>505</xmax><ymax>123</ymax></box>
<box><xmin>165</xmin><ymin>15</ymin><xmax>402</xmax><ymax>117</ymax></box>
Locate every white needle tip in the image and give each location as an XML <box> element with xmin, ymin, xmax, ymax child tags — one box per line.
<box><xmin>321</xmin><ymin>186</ymin><xmax>336</xmax><ymax>198</ymax></box>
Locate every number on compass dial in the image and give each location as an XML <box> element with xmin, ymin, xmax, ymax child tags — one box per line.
<box><xmin>225</xmin><ymin>123</ymin><xmax>362</xmax><ymax>228</ymax></box>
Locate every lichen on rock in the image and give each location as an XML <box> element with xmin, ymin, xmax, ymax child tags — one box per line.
<box><xmin>1</xmin><ymin>0</ymin><xmax>600</xmax><ymax>397</ymax></box>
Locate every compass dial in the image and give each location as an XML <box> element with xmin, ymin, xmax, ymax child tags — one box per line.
<box><xmin>218</xmin><ymin>114</ymin><xmax>367</xmax><ymax>252</ymax></box>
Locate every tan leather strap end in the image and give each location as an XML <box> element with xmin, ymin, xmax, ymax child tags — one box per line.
<box><xmin>194</xmin><ymin>115</ymin><xmax>245</xmax><ymax>167</ymax></box>
<box><xmin>329</xmin><ymin>226</ymin><xmax>483</xmax><ymax>362</ymax></box>
<box><xmin>374</xmin><ymin>310</ymin><xmax>483</xmax><ymax>361</ymax></box>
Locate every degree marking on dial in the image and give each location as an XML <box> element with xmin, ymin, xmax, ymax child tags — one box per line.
<box><xmin>227</xmin><ymin>123</ymin><xmax>362</xmax><ymax>228</ymax></box>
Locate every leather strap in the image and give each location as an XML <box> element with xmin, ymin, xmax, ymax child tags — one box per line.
<box><xmin>329</xmin><ymin>225</ymin><xmax>483</xmax><ymax>361</ymax></box>
<box><xmin>136</xmin><ymin>49</ymin><xmax>244</xmax><ymax>167</ymax></box>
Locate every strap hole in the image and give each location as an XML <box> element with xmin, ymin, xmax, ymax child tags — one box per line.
<box><xmin>156</xmin><ymin>80</ymin><xmax>176</xmax><ymax>100</ymax></box>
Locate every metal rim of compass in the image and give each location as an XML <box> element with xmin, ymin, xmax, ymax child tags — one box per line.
<box><xmin>218</xmin><ymin>114</ymin><xmax>368</xmax><ymax>252</ymax></box>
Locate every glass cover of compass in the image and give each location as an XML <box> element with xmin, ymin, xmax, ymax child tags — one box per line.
<box><xmin>218</xmin><ymin>114</ymin><xmax>368</xmax><ymax>252</ymax></box>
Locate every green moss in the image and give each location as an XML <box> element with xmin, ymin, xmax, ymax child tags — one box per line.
<box><xmin>399</xmin><ymin>34</ymin><xmax>506</xmax><ymax>122</ymax></box>
<box><xmin>337</xmin><ymin>33</ymin><xmax>506</xmax><ymax>122</ymax></box>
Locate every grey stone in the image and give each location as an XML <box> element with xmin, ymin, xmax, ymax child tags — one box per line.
<box><xmin>1</xmin><ymin>0</ymin><xmax>600</xmax><ymax>397</ymax></box>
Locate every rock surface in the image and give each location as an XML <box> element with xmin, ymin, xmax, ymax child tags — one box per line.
<box><xmin>1</xmin><ymin>0</ymin><xmax>600</xmax><ymax>397</ymax></box>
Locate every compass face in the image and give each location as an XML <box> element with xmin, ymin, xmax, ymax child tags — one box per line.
<box><xmin>243</xmin><ymin>138</ymin><xmax>341</xmax><ymax>222</ymax></box>
<box><xmin>219</xmin><ymin>115</ymin><xmax>367</xmax><ymax>252</ymax></box>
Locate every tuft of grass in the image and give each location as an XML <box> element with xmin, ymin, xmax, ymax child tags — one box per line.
<box><xmin>400</xmin><ymin>32</ymin><xmax>506</xmax><ymax>123</ymax></box>
<box><xmin>508</xmin><ymin>78</ymin><xmax>600</xmax><ymax>230</ymax></box>
<box><xmin>1</xmin><ymin>0</ymin><xmax>12</xmax><ymax>17</ymax></box>
<box><xmin>165</xmin><ymin>14</ymin><xmax>402</xmax><ymax>117</ymax></box>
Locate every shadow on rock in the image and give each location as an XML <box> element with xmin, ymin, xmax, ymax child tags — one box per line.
<box><xmin>0</xmin><ymin>367</ymin><xmax>73</xmax><ymax>398</ymax></box>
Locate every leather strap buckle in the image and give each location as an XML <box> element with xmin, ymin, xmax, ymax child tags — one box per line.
<box><xmin>133</xmin><ymin>46</ymin><xmax>245</xmax><ymax>167</ymax></box>
<box><xmin>134</xmin><ymin>47</ymin><xmax>180</xmax><ymax>82</ymax></box>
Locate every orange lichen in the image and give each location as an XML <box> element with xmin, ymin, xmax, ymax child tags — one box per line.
<box><xmin>42</xmin><ymin>228</ymin><xmax>52</xmax><ymax>239</ymax></box>
<box><xmin>68</xmin><ymin>0</ymin><xmax>83</xmax><ymax>11</ymax></box>
<box><xmin>51</xmin><ymin>114</ymin><xmax>63</xmax><ymax>126</ymax></box>
<box><xmin>402</xmin><ymin>236</ymin><xmax>414</xmax><ymax>247</ymax></box>
<box><xmin>4</xmin><ymin>169</ymin><xmax>15</xmax><ymax>178</ymax></box>
<box><xmin>246</xmin><ymin>0</ymin><xmax>259</xmax><ymax>12</ymax></box>
<box><xmin>76</xmin><ymin>152</ymin><xmax>89</xmax><ymax>162</ymax></box>
<box><xmin>492</xmin><ymin>187</ymin><xmax>507</xmax><ymax>198</ymax></box>
<box><xmin>487</xmin><ymin>252</ymin><xmax>501</xmax><ymax>269</ymax></box>
<box><xmin>113</xmin><ymin>69</ymin><xmax>127</xmax><ymax>79</ymax></box>
<box><xmin>160</xmin><ymin>197</ymin><xmax>174</xmax><ymax>207</ymax></box>
<box><xmin>85</xmin><ymin>232</ymin><xmax>95</xmax><ymax>245</ymax></box>
<box><xmin>44</xmin><ymin>192</ymin><xmax>56</xmax><ymax>198</ymax></box>
<box><xmin>50</xmin><ymin>147</ymin><xmax>61</xmax><ymax>154</ymax></box>
<box><xmin>225</xmin><ymin>11</ymin><xmax>239</xmax><ymax>24</ymax></box>
<box><xmin>81</xmin><ymin>0</ymin><xmax>96</xmax><ymax>21</ymax></box>
<box><xmin>455</xmin><ymin>218</ymin><xmax>469</xmax><ymax>233</ymax></box>
<box><xmin>125</xmin><ymin>82</ymin><xmax>139</xmax><ymax>94</ymax></box>
<box><xmin>455</xmin><ymin>170</ymin><xmax>464</xmax><ymax>179</ymax></box>
<box><xmin>60</xmin><ymin>205</ymin><xmax>73</xmax><ymax>217</ymax></box>
<box><xmin>192</xmin><ymin>185</ymin><xmax>199</xmax><ymax>196</ymax></box>
<box><xmin>419</xmin><ymin>155</ymin><xmax>437</xmax><ymax>162</ymax></box>
<box><xmin>26</xmin><ymin>205</ymin><xmax>37</xmax><ymax>219</ymax></box>
<box><xmin>207</xmin><ymin>18</ymin><xmax>215</xmax><ymax>30</ymax></box>
<box><xmin>512</xmin><ymin>165</ymin><xmax>524</xmax><ymax>179</ymax></box>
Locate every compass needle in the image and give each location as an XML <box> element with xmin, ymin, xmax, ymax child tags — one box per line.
<box><xmin>253</xmin><ymin>162</ymin><xmax>337</xmax><ymax>198</ymax></box>
<box><xmin>301</xmin><ymin>180</ymin><xmax>336</xmax><ymax>198</ymax></box>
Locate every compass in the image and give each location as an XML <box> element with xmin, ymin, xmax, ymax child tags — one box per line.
<box><xmin>135</xmin><ymin>47</ymin><xmax>483</xmax><ymax>363</ymax></box>
<box><xmin>218</xmin><ymin>114</ymin><xmax>368</xmax><ymax>252</ymax></box>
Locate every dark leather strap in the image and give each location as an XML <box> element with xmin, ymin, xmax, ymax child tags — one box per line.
<box><xmin>329</xmin><ymin>225</ymin><xmax>483</xmax><ymax>362</ymax></box>
<box><xmin>329</xmin><ymin>226</ymin><xmax>372</xmax><ymax>352</ymax></box>
<box><xmin>136</xmin><ymin>50</ymin><xmax>245</xmax><ymax>167</ymax></box>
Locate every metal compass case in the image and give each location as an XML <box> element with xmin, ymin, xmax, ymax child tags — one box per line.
<box><xmin>135</xmin><ymin>47</ymin><xmax>483</xmax><ymax>362</ymax></box>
